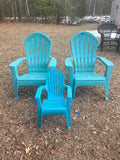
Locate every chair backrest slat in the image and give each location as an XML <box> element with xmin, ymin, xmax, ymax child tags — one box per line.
<box><xmin>29</xmin><ymin>38</ymin><xmax>35</xmax><ymax>71</ymax></box>
<box><xmin>24</xmin><ymin>32</ymin><xmax>51</xmax><ymax>72</ymax></box>
<box><xmin>46</xmin><ymin>68</ymin><xmax>65</xmax><ymax>100</ymax></box>
<box><xmin>33</xmin><ymin>36</ymin><xmax>39</xmax><ymax>69</ymax></box>
<box><xmin>84</xmin><ymin>35</ymin><xmax>89</xmax><ymax>71</ymax></box>
<box><xmin>70</xmin><ymin>31</ymin><xmax>98</xmax><ymax>72</ymax></box>
<box><xmin>92</xmin><ymin>39</ymin><xmax>98</xmax><ymax>71</ymax></box>
<box><xmin>75</xmin><ymin>37</ymin><xmax>81</xmax><ymax>71</ymax></box>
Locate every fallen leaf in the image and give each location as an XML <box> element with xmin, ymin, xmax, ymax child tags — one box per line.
<box><xmin>25</xmin><ymin>144</ymin><xmax>31</xmax><ymax>154</ymax></box>
<box><xmin>109</xmin><ymin>129</ymin><xmax>113</xmax><ymax>132</ymax></box>
<box><xmin>25</xmin><ymin>147</ymin><xmax>30</xmax><ymax>154</ymax></box>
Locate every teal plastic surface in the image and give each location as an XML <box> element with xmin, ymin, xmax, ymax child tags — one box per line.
<box><xmin>9</xmin><ymin>32</ymin><xmax>57</xmax><ymax>100</ymax></box>
<box><xmin>65</xmin><ymin>31</ymin><xmax>114</xmax><ymax>100</ymax></box>
<box><xmin>35</xmin><ymin>68</ymin><xmax>72</xmax><ymax>129</ymax></box>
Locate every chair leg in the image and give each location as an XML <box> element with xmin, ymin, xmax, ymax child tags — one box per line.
<box><xmin>101</xmin><ymin>41</ymin><xmax>104</xmax><ymax>52</ymax></box>
<box><xmin>104</xmin><ymin>67</ymin><xmax>113</xmax><ymax>101</ymax></box>
<box><xmin>104</xmin><ymin>79</ymin><xmax>111</xmax><ymax>101</ymax></box>
<box><xmin>72</xmin><ymin>86</ymin><xmax>76</xmax><ymax>99</ymax></box>
<box><xmin>13</xmin><ymin>82</ymin><xmax>18</xmax><ymax>100</ymax></box>
<box><xmin>66</xmin><ymin>111</ymin><xmax>71</xmax><ymax>129</ymax></box>
<box><xmin>38</xmin><ymin>111</ymin><xmax>42</xmax><ymax>129</ymax></box>
<box><xmin>105</xmin><ymin>86</ymin><xmax>109</xmax><ymax>101</ymax></box>
<box><xmin>10</xmin><ymin>68</ymin><xmax>18</xmax><ymax>100</ymax></box>
<box><xmin>116</xmin><ymin>41</ymin><xmax>119</xmax><ymax>51</ymax></box>
<box><xmin>98</xmin><ymin>39</ymin><xmax>102</xmax><ymax>49</ymax></box>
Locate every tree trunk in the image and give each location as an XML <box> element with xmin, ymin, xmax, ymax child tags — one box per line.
<box><xmin>88</xmin><ymin>0</ymin><xmax>92</xmax><ymax>15</ymax></box>
<box><xmin>100</xmin><ymin>0</ymin><xmax>103</xmax><ymax>16</ymax></box>
<box><xmin>16</xmin><ymin>0</ymin><xmax>21</xmax><ymax>21</ymax></box>
<box><xmin>93</xmin><ymin>0</ymin><xmax>96</xmax><ymax>16</ymax></box>
<box><xmin>25</xmin><ymin>0</ymin><xmax>30</xmax><ymax>20</ymax></box>
<box><xmin>12</xmin><ymin>0</ymin><xmax>17</xmax><ymax>20</ymax></box>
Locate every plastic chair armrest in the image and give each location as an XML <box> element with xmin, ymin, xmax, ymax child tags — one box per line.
<box><xmin>97</xmin><ymin>57</ymin><xmax>114</xmax><ymax>68</ymax></box>
<box><xmin>65</xmin><ymin>57</ymin><xmax>74</xmax><ymax>87</ymax></box>
<box><xmin>35</xmin><ymin>86</ymin><xmax>48</xmax><ymax>100</ymax></box>
<box><xmin>35</xmin><ymin>86</ymin><xmax>48</xmax><ymax>107</ymax></box>
<box><xmin>9</xmin><ymin>57</ymin><xmax>27</xmax><ymax>69</ymax></box>
<box><xmin>64</xmin><ymin>85</ymin><xmax>72</xmax><ymax>102</ymax></box>
<box><xmin>48</xmin><ymin>57</ymin><xmax>57</xmax><ymax>69</ymax></box>
<box><xmin>65</xmin><ymin>57</ymin><xmax>73</xmax><ymax>69</ymax></box>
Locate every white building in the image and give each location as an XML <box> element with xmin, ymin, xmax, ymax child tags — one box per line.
<box><xmin>110</xmin><ymin>0</ymin><xmax>120</xmax><ymax>28</ymax></box>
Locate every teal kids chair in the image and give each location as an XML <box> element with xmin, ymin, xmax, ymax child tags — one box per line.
<box><xmin>9</xmin><ymin>32</ymin><xmax>57</xmax><ymax>100</ymax></box>
<box><xmin>65</xmin><ymin>31</ymin><xmax>114</xmax><ymax>100</ymax></box>
<box><xmin>35</xmin><ymin>68</ymin><xmax>72</xmax><ymax>129</ymax></box>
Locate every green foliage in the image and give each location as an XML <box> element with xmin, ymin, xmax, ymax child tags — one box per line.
<box><xmin>0</xmin><ymin>6</ymin><xmax>4</xmax><ymax>21</ymax></box>
<box><xmin>88</xmin><ymin>0</ymin><xmax>113</xmax><ymax>16</ymax></box>
<box><xmin>47</xmin><ymin>0</ymin><xmax>58</xmax><ymax>17</ymax></box>
<box><xmin>36</xmin><ymin>0</ymin><xmax>47</xmax><ymax>16</ymax></box>
<box><xmin>56</xmin><ymin>0</ymin><xmax>65</xmax><ymax>23</ymax></box>
<box><xmin>0</xmin><ymin>0</ymin><xmax>9</xmax><ymax>21</ymax></box>
<box><xmin>0</xmin><ymin>0</ymin><xmax>114</xmax><ymax>23</ymax></box>
<box><xmin>75</xmin><ymin>0</ymin><xmax>88</xmax><ymax>18</ymax></box>
<box><xmin>102</xmin><ymin>0</ymin><xmax>113</xmax><ymax>15</ymax></box>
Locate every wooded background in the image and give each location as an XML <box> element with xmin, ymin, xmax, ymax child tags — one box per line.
<box><xmin>0</xmin><ymin>0</ymin><xmax>112</xmax><ymax>23</ymax></box>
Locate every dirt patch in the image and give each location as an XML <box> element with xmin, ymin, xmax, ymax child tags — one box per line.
<box><xmin>0</xmin><ymin>23</ymin><xmax>120</xmax><ymax>160</ymax></box>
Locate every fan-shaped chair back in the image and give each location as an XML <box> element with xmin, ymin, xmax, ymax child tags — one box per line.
<box><xmin>70</xmin><ymin>31</ymin><xmax>98</xmax><ymax>72</ymax></box>
<box><xmin>24</xmin><ymin>32</ymin><xmax>51</xmax><ymax>72</ymax></box>
<box><xmin>46</xmin><ymin>68</ymin><xmax>65</xmax><ymax>100</ymax></box>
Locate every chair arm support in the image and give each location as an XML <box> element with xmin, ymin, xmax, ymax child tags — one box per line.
<box><xmin>65</xmin><ymin>57</ymin><xmax>74</xmax><ymax>87</ymax></box>
<box><xmin>9</xmin><ymin>57</ymin><xmax>27</xmax><ymax>79</ymax></box>
<box><xmin>49</xmin><ymin>57</ymin><xmax>57</xmax><ymax>69</ymax></box>
<box><xmin>9</xmin><ymin>57</ymin><xmax>27</xmax><ymax>69</ymax></box>
<box><xmin>64</xmin><ymin>85</ymin><xmax>72</xmax><ymax>102</ymax></box>
<box><xmin>65</xmin><ymin>57</ymin><xmax>73</xmax><ymax>68</ymax></box>
<box><xmin>35</xmin><ymin>86</ymin><xmax>48</xmax><ymax>100</ymax></box>
<box><xmin>35</xmin><ymin>86</ymin><xmax>48</xmax><ymax>108</ymax></box>
<box><xmin>97</xmin><ymin>57</ymin><xmax>114</xmax><ymax>68</ymax></box>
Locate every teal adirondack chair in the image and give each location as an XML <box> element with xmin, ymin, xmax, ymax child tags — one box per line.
<box><xmin>35</xmin><ymin>68</ymin><xmax>72</xmax><ymax>129</ymax></box>
<box><xmin>65</xmin><ymin>31</ymin><xmax>114</xmax><ymax>100</ymax></box>
<box><xmin>9</xmin><ymin>32</ymin><xmax>57</xmax><ymax>100</ymax></box>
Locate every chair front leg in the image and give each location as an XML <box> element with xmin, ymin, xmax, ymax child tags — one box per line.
<box><xmin>104</xmin><ymin>66</ymin><xmax>113</xmax><ymax>100</ymax></box>
<box><xmin>35</xmin><ymin>86</ymin><xmax>48</xmax><ymax>129</ymax></box>
<box><xmin>10</xmin><ymin>67</ymin><xmax>19</xmax><ymax>100</ymax></box>
<box><xmin>100</xmin><ymin>34</ymin><xmax>105</xmax><ymax>52</ymax></box>
<box><xmin>66</xmin><ymin>99</ymin><xmax>71</xmax><ymax>129</ymax></box>
<box><xmin>72</xmin><ymin>83</ymin><xmax>76</xmax><ymax>99</ymax></box>
<box><xmin>68</xmin><ymin>68</ymin><xmax>74</xmax><ymax>88</ymax></box>
<box><xmin>101</xmin><ymin>39</ymin><xmax>104</xmax><ymax>51</ymax></box>
<box><xmin>116</xmin><ymin>39</ymin><xmax>120</xmax><ymax>51</ymax></box>
<box><xmin>37</xmin><ymin>108</ymin><xmax>42</xmax><ymax>129</ymax></box>
<box><xmin>66</xmin><ymin>109</ymin><xmax>71</xmax><ymax>129</ymax></box>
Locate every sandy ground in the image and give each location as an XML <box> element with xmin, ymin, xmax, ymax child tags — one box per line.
<box><xmin>0</xmin><ymin>22</ymin><xmax>120</xmax><ymax>160</ymax></box>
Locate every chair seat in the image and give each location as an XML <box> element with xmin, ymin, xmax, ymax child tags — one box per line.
<box><xmin>104</xmin><ymin>38</ymin><xmax>119</xmax><ymax>42</ymax></box>
<box><xmin>74</xmin><ymin>72</ymin><xmax>105</xmax><ymax>81</ymax></box>
<box><xmin>42</xmin><ymin>99</ymin><xmax>67</xmax><ymax>114</ymax></box>
<box><xmin>17</xmin><ymin>72</ymin><xmax>47</xmax><ymax>85</ymax></box>
<box><xmin>18</xmin><ymin>72</ymin><xmax>46</xmax><ymax>80</ymax></box>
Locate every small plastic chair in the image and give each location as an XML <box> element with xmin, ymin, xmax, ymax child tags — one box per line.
<box><xmin>35</xmin><ymin>68</ymin><xmax>72</xmax><ymax>129</ymax></box>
